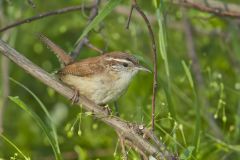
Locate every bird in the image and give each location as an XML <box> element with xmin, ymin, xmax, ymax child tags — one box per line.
<box><xmin>39</xmin><ymin>34</ymin><xmax>150</xmax><ymax>105</ymax></box>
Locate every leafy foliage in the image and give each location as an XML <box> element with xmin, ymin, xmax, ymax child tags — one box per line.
<box><xmin>1</xmin><ymin>0</ymin><xmax>240</xmax><ymax>159</ymax></box>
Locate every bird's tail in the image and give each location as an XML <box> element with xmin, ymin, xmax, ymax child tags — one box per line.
<box><xmin>38</xmin><ymin>33</ymin><xmax>74</xmax><ymax>66</ymax></box>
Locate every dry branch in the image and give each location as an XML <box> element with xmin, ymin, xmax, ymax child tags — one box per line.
<box><xmin>172</xmin><ymin>0</ymin><xmax>240</xmax><ymax>18</ymax></box>
<box><xmin>0</xmin><ymin>39</ymin><xmax>176</xmax><ymax>159</ymax></box>
<box><xmin>0</xmin><ymin>5</ymin><xmax>93</xmax><ymax>33</ymax></box>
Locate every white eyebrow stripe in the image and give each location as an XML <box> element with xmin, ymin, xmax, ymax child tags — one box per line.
<box><xmin>105</xmin><ymin>57</ymin><xmax>132</xmax><ymax>64</ymax></box>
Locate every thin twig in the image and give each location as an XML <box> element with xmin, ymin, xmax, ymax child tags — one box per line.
<box><xmin>172</xmin><ymin>0</ymin><xmax>240</xmax><ymax>18</ymax></box>
<box><xmin>125</xmin><ymin>5</ymin><xmax>134</xmax><ymax>29</ymax></box>
<box><xmin>127</xmin><ymin>0</ymin><xmax>158</xmax><ymax>131</ymax></box>
<box><xmin>0</xmin><ymin>5</ymin><xmax>93</xmax><ymax>33</ymax></box>
<box><xmin>0</xmin><ymin>39</ymin><xmax>176</xmax><ymax>160</ymax></box>
<box><xmin>117</xmin><ymin>131</ymin><xmax>128</xmax><ymax>160</ymax></box>
<box><xmin>115</xmin><ymin>5</ymin><xmax>229</xmax><ymax>37</ymax></box>
<box><xmin>84</xmin><ymin>39</ymin><xmax>104</xmax><ymax>54</ymax></box>
<box><xmin>71</xmin><ymin>0</ymin><xmax>101</xmax><ymax>59</ymax></box>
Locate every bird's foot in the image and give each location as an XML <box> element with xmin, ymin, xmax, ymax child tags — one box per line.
<box><xmin>102</xmin><ymin>104</ymin><xmax>112</xmax><ymax>115</ymax></box>
<box><xmin>70</xmin><ymin>89</ymin><xmax>80</xmax><ymax>104</ymax></box>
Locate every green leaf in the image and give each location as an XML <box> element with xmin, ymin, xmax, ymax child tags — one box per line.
<box><xmin>156</xmin><ymin>8</ymin><xmax>169</xmax><ymax>78</ymax></box>
<box><xmin>9</xmin><ymin>95</ymin><xmax>62</xmax><ymax>160</ymax></box>
<box><xmin>180</xmin><ymin>146</ymin><xmax>195</xmax><ymax>160</ymax></box>
<box><xmin>0</xmin><ymin>134</ymin><xmax>30</xmax><ymax>160</ymax></box>
<box><xmin>75</xmin><ymin>0</ymin><xmax>122</xmax><ymax>45</ymax></box>
<box><xmin>153</xmin><ymin>0</ymin><xmax>160</xmax><ymax>9</ymax></box>
<box><xmin>182</xmin><ymin>60</ymin><xmax>194</xmax><ymax>89</ymax></box>
<box><xmin>156</xmin><ymin>2</ymin><xmax>176</xmax><ymax>119</ymax></box>
<box><xmin>10</xmin><ymin>78</ymin><xmax>62</xmax><ymax>159</ymax></box>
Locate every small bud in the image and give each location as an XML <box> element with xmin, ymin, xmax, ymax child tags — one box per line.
<box><xmin>92</xmin><ymin>123</ymin><xmax>98</xmax><ymax>130</ymax></box>
<box><xmin>67</xmin><ymin>131</ymin><xmax>73</xmax><ymax>138</ymax></box>
<box><xmin>77</xmin><ymin>130</ymin><xmax>82</xmax><ymax>136</ymax></box>
<box><xmin>179</xmin><ymin>124</ymin><xmax>183</xmax><ymax>130</ymax></box>
<box><xmin>222</xmin><ymin>116</ymin><xmax>227</xmax><ymax>123</ymax></box>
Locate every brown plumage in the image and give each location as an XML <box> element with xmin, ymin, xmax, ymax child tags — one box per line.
<box><xmin>38</xmin><ymin>34</ymin><xmax>74</xmax><ymax>66</ymax></box>
<box><xmin>57</xmin><ymin>52</ymin><xmax>140</xmax><ymax>77</ymax></box>
<box><xmin>57</xmin><ymin>55</ymin><xmax>104</xmax><ymax>77</ymax></box>
<box><xmin>39</xmin><ymin>35</ymin><xmax>150</xmax><ymax>105</ymax></box>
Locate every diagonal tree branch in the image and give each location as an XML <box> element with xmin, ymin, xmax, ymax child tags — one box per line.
<box><xmin>172</xmin><ymin>0</ymin><xmax>240</xmax><ymax>18</ymax></box>
<box><xmin>0</xmin><ymin>39</ymin><xmax>176</xmax><ymax>160</ymax></box>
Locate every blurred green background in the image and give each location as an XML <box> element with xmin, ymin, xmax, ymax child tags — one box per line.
<box><xmin>0</xmin><ymin>0</ymin><xmax>240</xmax><ymax>159</ymax></box>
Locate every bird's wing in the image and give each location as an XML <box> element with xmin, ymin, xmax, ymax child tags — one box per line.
<box><xmin>57</xmin><ymin>57</ymin><xmax>105</xmax><ymax>77</ymax></box>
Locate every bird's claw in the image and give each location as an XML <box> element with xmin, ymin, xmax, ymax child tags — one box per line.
<box><xmin>103</xmin><ymin>105</ymin><xmax>112</xmax><ymax>115</ymax></box>
<box><xmin>70</xmin><ymin>89</ymin><xmax>80</xmax><ymax>104</ymax></box>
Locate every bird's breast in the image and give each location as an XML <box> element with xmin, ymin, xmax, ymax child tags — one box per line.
<box><xmin>59</xmin><ymin>72</ymin><xmax>134</xmax><ymax>105</ymax></box>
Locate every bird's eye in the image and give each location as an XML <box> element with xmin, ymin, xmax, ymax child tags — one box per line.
<box><xmin>123</xmin><ymin>63</ymin><xmax>128</xmax><ymax>67</ymax></box>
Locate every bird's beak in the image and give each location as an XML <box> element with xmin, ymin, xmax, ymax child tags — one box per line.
<box><xmin>136</xmin><ymin>65</ymin><xmax>151</xmax><ymax>73</ymax></box>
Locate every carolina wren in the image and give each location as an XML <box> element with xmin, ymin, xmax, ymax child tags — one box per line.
<box><xmin>39</xmin><ymin>34</ymin><xmax>150</xmax><ymax>105</ymax></box>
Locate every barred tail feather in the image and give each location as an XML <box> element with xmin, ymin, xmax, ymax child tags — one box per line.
<box><xmin>38</xmin><ymin>34</ymin><xmax>74</xmax><ymax>66</ymax></box>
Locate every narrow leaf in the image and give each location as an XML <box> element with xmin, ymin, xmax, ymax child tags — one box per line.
<box><xmin>9</xmin><ymin>96</ymin><xmax>62</xmax><ymax>160</ymax></box>
<box><xmin>0</xmin><ymin>134</ymin><xmax>30</xmax><ymax>160</ymax></box>
<box><xmin>75</xmin><ymin>0</ymin><xmax>122</xmax><ymax>45</ymax></box>
<box><xmin>182</xmin><ymin>60</ymin><xmax>194</xmax><ymax>89</ymax></box>
<box><xmin>180</xmin><ymin>146</ymin><xmax>195</xmax><ymax>160</ymax></box>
